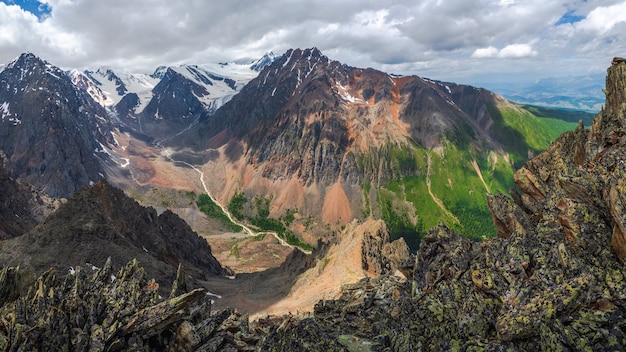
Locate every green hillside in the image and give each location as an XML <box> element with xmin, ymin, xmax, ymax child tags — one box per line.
<box><xmin>373</xmin><ymin>105</ymin><xmax>580</xmax><ymax>249</ymax></box>
<box><xmin>520</xmin><ymin>104</ymin><xmax>595</xmax><ymax>125</ymax></box>
<box><xmin>213</xmin><ymin>104</ymin><xmax>583</xmax><ymax>251</ymax></box>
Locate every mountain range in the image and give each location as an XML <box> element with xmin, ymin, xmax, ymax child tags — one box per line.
<box><xmin>0</xmin><ymin>48</ymin><xmax>588</xmax><ymax>251</ymax></box>
<box><xmin>484</xmin><ymin>73</ymin><xmax>605</xmax><ymax>112</ymax></box>
<box><xmin>0</xmin><ymin>53</ymin><xmax>624</xmax><ymax>351</ymax></box>
<box><xmin>165</xmin><ymin>48</ymin><xmax>584</xmax><ymax>244</ymax></box>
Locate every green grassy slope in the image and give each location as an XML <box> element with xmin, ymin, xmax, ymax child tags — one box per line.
<box><xmin>373</xmin><ymin>105</ymin><xmax>580</xmax><ymax>249</ymax></box>
<box><xmin>521</xmin><ymin>104</ymin><xmax>595</xmax><ymax>125</ymax></box>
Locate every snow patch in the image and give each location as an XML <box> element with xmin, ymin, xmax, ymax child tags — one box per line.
<box><xmin>169</xmin><ymin>62</ymin><xmax>259</xmax><ymax>111</ymax></box>
<box><xmin>8</xmin><ymin>117</ymin><xmax>21</xmax><ymax>126</ymax></box>
<box><xmin>80</xmin><ymin>68</ymin><xmax>158</xmax><ymax>112</ymax></box>
<box><xmin>335</xmin><ymin>81</ymin><xmax>364</xmax><ymax>104</ymax></box>
<box><xmin>95</xmin><ymin>142</ymin><xmax>112</xmax><ymax>156</ymax></box>
<box><xmin>44</xmin><ymin>63</ymin><xmax>62</xmax><ymax>80</ymax></box>
<box><xmin>1</xmin><ymin>102</ymin><xmax>21</xmax><ymax>125</ymax></box>
<box><xmin>110</xmin><ymin>131</ymin><xmax>120</xmax><ymax>147</ymax></box>
<box><xmin>0</xmin><ymin>101</ymin><xmax>10</xmax><ymax>120</ymax></box>
<box><xmin>282</xmin><ymin>50</ymin><xmax>295</xmax><ymax>68</ymax></box>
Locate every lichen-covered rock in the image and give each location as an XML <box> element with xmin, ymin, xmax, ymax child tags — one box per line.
<box><xmin>361</xmin><ymin>219</ymin><xmax>392</xmax><ymax>274</ymax></box>
<box><xmin>382</xmin><ymin>236</ymin><xmax>413</xmax><ymax>277</ymax></box>
<box><xmin>0</xmin><ymin>259</ymin><xmax>262</xmax><ymax>351</ymax></box>
<box><xmin>0</xmin><ymin>266</ymin><xmax>20</xmax><ymax>307</ymax></box>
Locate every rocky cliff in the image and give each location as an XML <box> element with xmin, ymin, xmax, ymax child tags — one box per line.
<box><xmin>0</xmin><ymin>155</ymin><xmax>38</xmax><ymax>239</ymax></box>
<box><xmin>0</xmin><ymin>180</ymin><xmax>230</xmax><ymax>294</ymax></box>
<box><xmin>0</xmin><ymin>53</ymin><xmax>115</xmax><ymax>198</ymax></box>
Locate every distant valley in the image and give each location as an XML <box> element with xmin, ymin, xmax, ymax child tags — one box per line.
<box><xmin>483</xmin><ymin>73</ymin><xmax>604</xmax><ymax>113</ymax></box>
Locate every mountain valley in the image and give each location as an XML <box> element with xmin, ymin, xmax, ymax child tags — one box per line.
<box><xmin>1</xmin><ymin>48</ymin><xmax>620</xmax><ymax>350</ymax></box>
<box><xmin>74</xmin><ymin>48</ymin><xmax>586</xmax><ymax>250</ymax></box>
<box><xmin>0</xmin><ymin>47</ymin><xmax>588</xmax><ymax>292</ymax></box>
<box><xmin>485</xmin><ymin>73</ymin><xmax>605</xmax><ymax>112</ymax></box>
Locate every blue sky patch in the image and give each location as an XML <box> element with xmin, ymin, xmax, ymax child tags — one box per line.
<box><xmin>556</xmin><ymin>10</ymin><xmax>585</xmax><ymax>25</ymax></box>
<box><xmin>1</xmin><ymin>0</ymin><xmax>51</xmax><ymax>20</ymax></box>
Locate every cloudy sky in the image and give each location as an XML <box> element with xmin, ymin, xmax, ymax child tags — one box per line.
<box><xmin>0</xmin><ymin>0</ymin><xmax>625</xmax><ymax>85</ymax></box>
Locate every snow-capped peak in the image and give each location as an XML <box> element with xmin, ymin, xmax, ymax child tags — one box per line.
<box><xmin>151</xmin><ymin>66</ymin><xmax>168</xmax><ymax>79</ymax></box>
<box><xmin>69</xmin><ymin>69</ymin><xmax>114</xmax><ymax>107</ymax></box>
<box><xmin>250</xmin><ymin>51</ymin><xmax>280</xmax><ymax>72</ymax></box>
<box><xmin>80</xmin><ymin>67</ymin><xmax>158</xmax><ymax>111</ymax></box>
<box><xmin>165</xmin><ymin>61</ymin><xmax>260</xmax><ymax>111</ymax></box>
<box><xmin>70</xmin><ymin>53</ymin><xmax>274</xmax><ymax>117</ymax></box>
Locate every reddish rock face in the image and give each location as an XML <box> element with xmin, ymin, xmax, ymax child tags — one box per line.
<box><xmin>172</xmin><ymin>48</ymin><xmax>538</xmax><ymax>229</ymax></box>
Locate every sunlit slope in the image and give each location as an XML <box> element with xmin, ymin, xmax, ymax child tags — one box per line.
<box><xmin>372</xmin><ymin>104</ymin><xmax>580</xmax><ymax>248</ymax></box>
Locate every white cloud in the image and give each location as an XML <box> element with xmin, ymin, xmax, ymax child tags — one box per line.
<box><xmin>0</xmin><ymin>4</ymin><xmax>39</xmax><ymax>45</ymax></box>
<box><xmin>499</xmin><ymin>44</ymin><xmax>538</xmax><ymax>58</ymax></box>
<box><xmin>472</xmin><ymin>46</ymin><xmax>499</xmax><ymax>59</ymax></box>
<box><xmin>0</xmin><ymin>0</ymin><xmax>624</xmax><ymax>84</ymax></box>
<box><xmin>472</xmin><ymin>44</ymin><xmax>537</xmax><ymax>59</ymax></box>
<box><xmin>0</xmin><ymin>2</ymin><xmax>83</xmax><ymax>59</ymax></box>
<box><xmin>576</xmin><ymin>2</ymin><xmax>626</xmax><ymax>33</ymax></box>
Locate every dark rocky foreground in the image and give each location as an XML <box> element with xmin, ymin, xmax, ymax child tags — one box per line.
<box><xmin>0</xmin><ymin>180</ymin><xmax>230</xmax><ymax>296</ymax></box>
<box><xmin>2</xmin><ymin>59</ymin><xmax>626</xmax><ymax>351</ymax></box>
<box><xmin>0</xmin><ymin>260</ymin><xmax>263</xmax><ymax>351</ymax></box>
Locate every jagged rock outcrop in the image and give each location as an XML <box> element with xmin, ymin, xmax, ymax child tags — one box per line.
<box><xmin>361</xmin><ymin>219</ymin><xmax>393</xmax><ymax>274</ymax></box>
<box><xmin>359</xmin><ymin>219</ymin><xmax>413</xmax><ymax>276</ymax></box>
<box><xmin>274</xmin><ymin>57</ymin><xmax>626</xmax><ymax>350</ymax></box>
<box><xmin>0</xmin><ymin>180</ymin><xmax>229</xmax><ymax>293</ymax></box>
<box><xmin>0</xmin><ymin>259</ymin><xmax>266</xmax><ymax>351</ymax></box>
